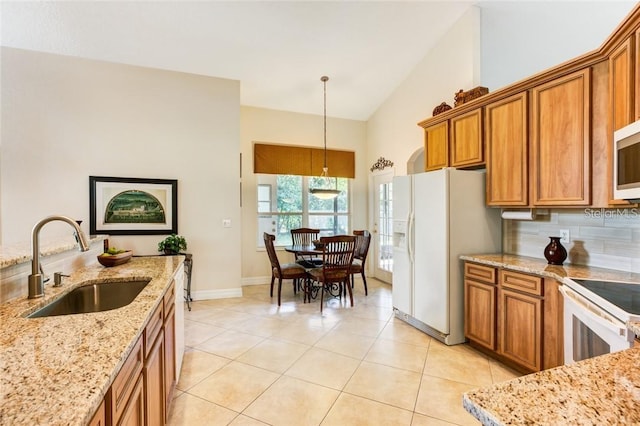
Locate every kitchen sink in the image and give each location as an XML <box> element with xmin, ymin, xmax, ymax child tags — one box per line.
<box><xmin>27</xmin><ymin>280</ymin><xmax>151</xmax><ymax>318</ymax></box>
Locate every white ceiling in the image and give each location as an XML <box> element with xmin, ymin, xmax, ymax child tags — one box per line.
<box><xmin>1</xmin><ymin>1</ymin><xmax>481</xmax><ymax>121</ymax></box>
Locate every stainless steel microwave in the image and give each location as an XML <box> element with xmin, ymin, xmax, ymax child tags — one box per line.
<box><xmin>614</xmin><ymin>119</ymin><xmax>640</xmax><ymax>201</ymax></box>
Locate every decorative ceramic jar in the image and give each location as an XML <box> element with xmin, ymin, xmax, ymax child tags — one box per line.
<box><xmin>544</xmin><ymin>236</ymin><xmax>567</xmax><ymax>265</ymax></box>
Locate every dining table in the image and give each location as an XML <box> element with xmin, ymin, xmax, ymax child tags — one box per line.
<box><xmin>283</xmin><ymin>244</ymin><xmax>325</xmax><ymax>301</ymax></box>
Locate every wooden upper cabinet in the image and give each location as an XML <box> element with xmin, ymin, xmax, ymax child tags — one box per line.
<box><xmin>424</xmin><ymin>121</ymin><xmax>449</xmax><ymax>171</ymax></box>
<box><xmin>450</xmin><ymin>108</ymin><xmax>484</xmax><ymax>168</ymax></box>
<box><xmin>611</xmin><ymin>36</ymin><xmax>635</xmax><ymax>131</ymax></box>
<box><xmin>485</xmin><ymin>92</ymin><xmax>529</xmax><ymax>206</ymax></box>
<box><xmin>531</xmin><ymin>69</ymin><xmax>591</xmax><ymax>206</ymax></box>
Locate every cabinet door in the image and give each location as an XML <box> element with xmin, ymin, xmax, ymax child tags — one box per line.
<box><xmin>117</xmin><ymin>374</ymin><xmax>145</xmax><ymax>426</ymax></box>
<box><xmin>498</xmin><ymin>288</ymin><xmax>542</xmax><ymax>372</ymax></box>
<box><xmin>485</xmin><ymin>93</ymin><xmax>529</xmax><ymax>206</ymax></box>
<box><xmin>424</xmin><ymin>121</ymin><xmax>449</xmax><ymax>171</ymax></box>
<box><xmin>88</xmin><ymin>400</ymin><xmax>106</xmax><ymax>426</ymax></box>
<box><xmin>144</xmin><ymin>330</ymin><xmax>165</xmax><ymax>426</ymax></box>
<box><xmin>611</xmin><ymin>37</ymin><xmax>635</xmax><ymax>131</ymax></box>
<box><xmin>531</xmin><ymin>69</ymin><xmax>591</xmax><ymax>206</ymax></box>
<box><xmin>164</xmin><ymin>305</ymin><xmax>176</xmax><ymax>421</ymax></box>
<box><xmin>450</xmin><ymin>108</ymin><xmax>483</xmax><ymax>168</ymax></box>
<box><xmin>464</xmin><ymin>278</ymin><xmax>496</xmax><ymax>350</ymax></box>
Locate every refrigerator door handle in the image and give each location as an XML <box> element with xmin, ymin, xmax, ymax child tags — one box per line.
<box><xmin>408</xmin><ymin>212</ymin><xmax>415</xmax><ymax>263</ymax></box>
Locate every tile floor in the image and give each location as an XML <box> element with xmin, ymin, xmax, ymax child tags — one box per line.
<box><xmin>167</xmin><ymin>278</ymin><xmax>521</xmax><ymax>426</ymax></box>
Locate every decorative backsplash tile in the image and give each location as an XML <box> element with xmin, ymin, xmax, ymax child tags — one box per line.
<box><xmin>504</xmin><ymin>208</ymin><xmax>640</xmax><ymax>273</ymax></box>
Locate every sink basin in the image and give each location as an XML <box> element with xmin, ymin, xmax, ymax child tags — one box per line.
<box><xmin>28</xmin><ymin>280</ymin><xmax>150</xmax><ymax>318</ymax></box>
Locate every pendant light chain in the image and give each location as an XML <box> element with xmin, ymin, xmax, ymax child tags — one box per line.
<box><xmin>322</xmin><ymin>75</ymin><xmax>328</xmax><ymax>172</ymax></box>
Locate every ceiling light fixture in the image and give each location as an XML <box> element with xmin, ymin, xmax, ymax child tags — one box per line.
<box><xmin>310</xmin><ymin>75</ymin><xmax>342</xmax><ymax>200</ymax></box>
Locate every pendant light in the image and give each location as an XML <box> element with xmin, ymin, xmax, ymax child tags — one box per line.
<box><xmin>310</xmin><ymin>75</ymin><xmax>342</xmax><ymax>200</ymax></box>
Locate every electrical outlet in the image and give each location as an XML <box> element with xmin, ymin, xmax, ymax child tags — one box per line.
<box><xmin>559</xmin><ymin>229</ymin><xmax>570</xmax><ymax>244</ymax></box>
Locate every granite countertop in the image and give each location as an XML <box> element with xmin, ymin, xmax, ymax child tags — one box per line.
<box><xmin>0</xmin><ymin>234</ymin><xmax>108</xmax><ymax>268</ymax></box>
<box><xmin>0</xmin><ymin>256</ymin><xmax>184</xmax><ymax>425</ymax></box>
<box><xmin>461</xmin><ymin>253</ymin><xmax>640</xmax><ymax>425</ymax></box>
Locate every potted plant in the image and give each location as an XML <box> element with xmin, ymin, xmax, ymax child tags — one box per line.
<box><xmin>158</xmin><ymin>234</ymin><xmax>187</xmax><ymax>255</ymax></box>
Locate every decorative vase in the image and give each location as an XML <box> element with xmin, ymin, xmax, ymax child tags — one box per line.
<box><xmin>544</xmin><ymin>237</ymin><xmax>567</xmax><ymax>265</ymax></box>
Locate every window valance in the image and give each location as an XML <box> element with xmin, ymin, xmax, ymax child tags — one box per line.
<box><xmin>253</xmin><ymin>143</ymin><xmax>355</xmax><ymax>178</ymax></box>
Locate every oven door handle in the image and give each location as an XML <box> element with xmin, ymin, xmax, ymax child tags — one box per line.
<box><xmin>559</xmin><ymin>285</ymin><xmax>628</xmax><ymax>336</ymax></box>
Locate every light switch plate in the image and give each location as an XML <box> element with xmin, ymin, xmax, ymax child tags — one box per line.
<box><xmin>223</xmin><ymin>219</ymin><xmax>232</xmax><ymax>228</ymax></box>
<box><xmin>559</xmin><ymin>229</ymin><xmax>570</xmax><ymax>244</ymax></box>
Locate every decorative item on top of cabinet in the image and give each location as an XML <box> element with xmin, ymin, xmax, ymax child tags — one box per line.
<box><xmin>433</xmin><ymin>102</ymin><xmax>452</xmax><ymax>116</ymax></box>
<box><xmin>450</xmin><ymin>108</ymin><xmax>484</xmax><ymax>168</ymax></box>
<box><xmin>485</xmin><ymin>92</ymin><xmax>529</xmax><ymax>206</ymax></box>
<box><xmin>530</xmin><ymin>68</ymin><xmax>591</xmax><ymax>206</ymax></box>
<box><xmin>454</xmin><ymin>86</ymin><xmax>489</xmax><ymax>107</ymax></box>
<box><xmin>424</xmin><ymin>121</ymin><xmax>449</xmax><ymax>171</ymax></box>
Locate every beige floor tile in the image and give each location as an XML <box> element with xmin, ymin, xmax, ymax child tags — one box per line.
<box><xmin>411</xmin><ymin>413</ymin><xmax>458</xmax><ymax>425</ymax></box>
<box><xmin>414</xmin><ymin>376</ymin><xmax>481</xmax><ymax>426</ymax></box>
<box><xmin>365</xmin><ymin>338</ymin><xmax>428</xmax><ymax>373</ymax></box>
<box><xmin>195</xmin><ymin>329</ymin><xmax>264</xmax><ymax>359</ymax></box>
<box><xmin>230</xmin><ymin>315</ymin><xmax>288</xmax><ymax>337</ymax></box>
<box><xmin>379</xmin><ymin>318</ymin><xmax>432</xmax><ymax>348</ymax></box>
<box><xmin>235</xmin><ymin>338</ymin><xmax>309</xmax><ymax>373</ymax></box>
<box><xmin>489</xmin><ymin>359</ymin><xmax>522</xmax><ymax>383</ymax></box>
<box><xmin>176</xmin><ymin>347</ymin><xmax>230</xmax><ymax>391</ymax></box>
<box><xmin>344</xmin><ymin>360</ymin><xmax>422</xmax><ymax>411</ymax></box>
<box><xmin>166</xmin><ymin>393</ymin><xmax>238</xmax><ymax>426</ymax></box>
<box><xmin>271</xmin><ymin>321</ymin><xmax>329</xmax><ymax>345</ymax></box>
<box><xmin>322</xmin><ymin>392</ymin><xmax>413</xmax><ymax>425</ymax></box>
<box><xmin>187</xmin><ymin>361</ymin><xmax>279</xmax><ymax>412</ymax></box>
<box><xmin>332</xmin><ymin>316</ymin><xmax>388</xmax><ymax>337</ymax></box>
<box><xmin>285</xmin><ymin>347</ymin><xmax>361</xmax><ymax>390</ymax></box>
<box><xmin>191</xmin><ymin>308</ymin><xmax>256</xmax><ymax>328</ymax></box>
<box><xmin>184</xmin><ymin>319</ymin><xmax>226</xmax><ymax>347</ymax></box>
<box><xmin>228</xmin><ymin>414</ymin><xmax>269</xmax><ymax>425</ymax></box>
<box><xmin>424</xmin><ymin>342</ymin><xmax>493</xmax><ymax>387</ymax></box>
<box><xmin>314</xmin><ymin>329</ymin><xmax>376</xmax><ymax>359</ymax></box>
<box><xmin>243</xmin><ymin>376</ymin><xmax>340</xmax><ymax>426</ymax></box>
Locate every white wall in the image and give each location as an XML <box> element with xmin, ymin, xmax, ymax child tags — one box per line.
<box><xmin>480</xmin><ymin>1</ymin><xmax>636</xmax><ymax>91</ymax></box>
<box><xmin>366</xmin><ymin>6</ymin><xmax>481</xmax><ymax>178</ymax></box>
<box><xmin>1</xmin><ymin>47</ymin><xmax>242</xmax><ymax>298</ymax></box>
<box><xmin>240</xmin><ymin>106</ymin><xmax>367</xmax><ymax>283</ymax></box>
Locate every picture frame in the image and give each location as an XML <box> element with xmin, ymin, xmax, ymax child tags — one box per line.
<box><xmin>89</xmin><ymin>176</ymin><xmax>178</xmax><ymax>235</ymax></box>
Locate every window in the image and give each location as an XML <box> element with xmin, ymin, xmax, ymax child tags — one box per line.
<box><xmin>257</xmin><ymin>174</ymin><xmax>350</xmax><ymax>247</ymax></box>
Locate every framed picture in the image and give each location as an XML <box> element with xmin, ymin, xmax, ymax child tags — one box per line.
<box><xmin>89</xmin><ymin>176</ymin><xmax>178</xmax><ymax>235</ymax></box>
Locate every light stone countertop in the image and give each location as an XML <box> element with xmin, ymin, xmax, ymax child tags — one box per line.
<box><xmin>0</xmin><ymin>234</ymin><xmax>108</xmax><ymax>268</ymax></box>
<box><xmin>0</xmin><ymin>255</ymin><xmax>184</xmax><ymax>426</ymax></box>
<box><xmin>460</xmin><ymin>253</ymin><xmax>640</xmax><ymax>426</ymax></box>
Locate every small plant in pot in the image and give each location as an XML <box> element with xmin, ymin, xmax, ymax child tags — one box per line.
<box><xmin>158</xmin><ymin>234</ymin><xmax>187</xmax><ymax>255</ymax></box>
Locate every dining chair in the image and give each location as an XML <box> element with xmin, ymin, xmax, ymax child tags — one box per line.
<box><xmin>350</xmin><ymin>230</ymin><xmax>371</xmax><ymax>296</ymax></box>
<box><xmin>290</xmin><ymin>227</ymin><xmax>321</xmax><ymax>265</ymax></box>
<box><xmin>307</xmin><ymin>235</ymin><xmax>356</xmax><ymax>313</ymax></box>
<box><xmin>264</xmin><ymin>233</ymin><xmax>308</xmax><ymax>306</ymax></box>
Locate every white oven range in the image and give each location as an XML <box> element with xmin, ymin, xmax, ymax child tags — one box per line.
<box><xmin>561</xmin><ymin>277</ymin><xmax>639</xmax><ymax>364</ymax></box>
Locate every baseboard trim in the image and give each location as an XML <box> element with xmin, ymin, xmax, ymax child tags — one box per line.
<box><xmin>242</xmin><ymin>276</ymin><xmax>271</xmax><ymax>286</ymax></box>
<box><xmin>191</xmin><ymin>288</ymin><xmax>243</xmax><ymax>301</ymax></box>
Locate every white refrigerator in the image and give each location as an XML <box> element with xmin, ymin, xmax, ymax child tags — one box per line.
<box><xmin>392</xmin><ymin>168</ymin><xmax>502</xmax><ymax>345</ymax></box>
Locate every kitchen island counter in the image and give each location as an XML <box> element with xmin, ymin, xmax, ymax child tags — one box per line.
<box><xmin>461</xmin><ymin>253</ymin><xmax>640</xmax><ymax>425</ymax></box>
<box><xmin>0</xmin><ymin>255</ymin><xmax>184</xmax><ymax>426</ymax></box>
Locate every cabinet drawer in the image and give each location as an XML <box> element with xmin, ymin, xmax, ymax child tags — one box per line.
<box><xmin>500</xmin><ymin>270</ymin><xmax>543</xmax><ymax>296</ymax></box>
<box><xmin>144</xmin><ymin>303</ymin><xmax>164</xmax><ymax>359</ymax></box>
<box><xmin>110</xmin><ymin>336</ymin><xmax>143</xmax><ymax>424</ymax></box>
<box><xmin>164</xmin><ymin>280</ymin><xmax>175</xmax><ymax>317</ymax></box>
<box><xmin>464</xmin><ymin>262</ymin><xmax>497</xmax><ymax>284</ymax></box>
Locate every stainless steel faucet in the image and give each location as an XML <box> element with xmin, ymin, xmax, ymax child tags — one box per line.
<box><xmin>28</xmin><ymin>215</ymin><xmax>91</xmax><ymax>299</ymax></box>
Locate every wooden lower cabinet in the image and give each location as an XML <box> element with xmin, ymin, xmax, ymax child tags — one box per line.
<box><xmin>145</xmin><ymin>328</ymin><xmax>165</xmax><ymax>426</ymax></box>
<box><xmin>498</xmin><ymin>288</ymin><xmax>542</xmax><ymax>371</ymax></box>
<box><xmin>464</xmin><ymin>279</ymin><xmax>496</xmax><ymax>350</ymax></box>
<box><xmin>118</xmin><ymin>375</ymin><xmax>145</xmax><ymax>426</ymax></box>
<box><xmin>88</xmin><ymin>400</ymin><xmax>106</xmax><ymax>426</ymax></box>
<box><xmin>464</xmin><ymin>262</ymin><xmax>562</xmax><ymax>373</ymax></box>
<box><xmin>102</xmin><ymin>281</ymin><xmax>179</xmax><ymax>426</ymax></box>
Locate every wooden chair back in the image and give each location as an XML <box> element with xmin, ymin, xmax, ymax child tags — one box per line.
<box><xmin>320</xmin><ymin>235</ymin><xmax>356</xmax><ymax>282</ymax></box>
<box><xmin>291</xmin><ymin>228</ymin><xmax>320</xmax><ymax>246</ymax></box>
<box><xmin>264</xmin><ymin>232</ymin><xmax>281</xmax><ymax>274</ymax></box>
<box><xmin>353</xmin><ymin>230</ymin><xmax>371</xmax><ymax>263</ymax></box>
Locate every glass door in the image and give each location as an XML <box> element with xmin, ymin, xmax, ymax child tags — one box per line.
<box><xmin>372</xmin><ymin>171</ymin><xmax>393</xmax><ymax>283</ymax></box>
